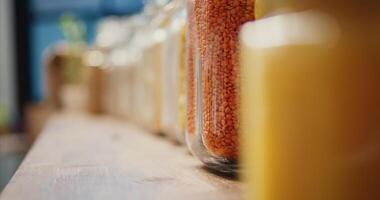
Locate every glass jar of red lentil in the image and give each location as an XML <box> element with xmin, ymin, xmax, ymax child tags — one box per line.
<box><xmin>185</xmin><ymin>0</ymin><xmax>255</xmax><ymax>173</ymax></box>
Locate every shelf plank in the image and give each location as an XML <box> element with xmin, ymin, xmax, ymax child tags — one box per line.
<box><xmin>0</xmin><ymin>113</ymin><xmax>241</xmax><ymax>200</ymax></box>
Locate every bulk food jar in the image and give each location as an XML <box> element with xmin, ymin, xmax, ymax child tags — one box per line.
<box><xmin>83</xmin><ymin>48</ymin><xmax>107</xmax><ymax>114</ymax></box>
<box><xmin>44</xmin><ymin>45</ymin><xmax>66</xmax><ymax>110</ymax></box>
<box><xmin>125</xmin><ymin>14</ymin><xmax>153</xmax><ymax>127</ymax></box>
<box><xmin>139</xmin><ymin>38</ymin><xmax>158</xmax><ymax>131</ymax></box>
<box><xmin>104</xmin><ymin>17</ymin><xmax>135</xmax><ymax>118</ymax></box>
<box><xmin>185</xmin><ymin>0</ymin><xmax>255</xmax><ymax>172</ymax></box>
<box><xmin>140</xmin><ymin>25</ymin><xmax>165</xmax><ymax>133</ymax></box>
<box><xmin>240</xmin><ymin>1</ymin><xmax>380</xmax><ymax>200</ymax></box>
<box><xmin>88</xmin><ymin>17</ymin><xmax>130</xmax><ymax>115</ymax></box>
<box><xmin>140</xmin><ymin>0</ymin><xmax>176</xmax><ymax>133</ymax></box>
<box><xmin>161</xmin><ymin>0</ymin><xmax>187</xmax><ymax>143</ymax></box>
<box><xmin>106</xmin><ymin>46</ymin><xmax>137</xmax><ymax>119</ymax></box>
<box><xmin>123</xmin><ymin>47</ymin><xmax>142</xmax><ymax>123</ymax></box>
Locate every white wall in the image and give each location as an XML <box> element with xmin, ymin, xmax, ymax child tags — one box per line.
<box><xmin>0</xmin><ymin>0</ymin><xmax>16</xmax><ymax>122</ymax></box>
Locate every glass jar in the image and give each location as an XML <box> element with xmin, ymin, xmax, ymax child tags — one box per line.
<box><xmin>130</xmin><ymin>34</ymin><xmax>146</xmax><ymax>127</ymax></box>
<box><xmin>123</xmin><ymin>2</ymin><xmax>167</xmax><ymax>132</ymax></box>
<box><xmin>124</xmin><ymin>14</ymin><xmax>151</xmax><ymax>127</ymax></box>
<box><xmin>89</xmin><ymin>17</ymin><xmax>132</xmax><ymax>116</ymax></box>
<box><xmin>83</xmin><ymin>48</ymin><xmax>107</xmax><ymax>114</ymax></box>
<box><xmin>240</xmin><ymin>1</ymin><xmax>380</xmax><ymax>200</ymax></box>
<box><xmin>161</xmin><ymin>0</ymin><xmax>187</xmax><ymax>143</ymax></box>
<box><xmin>104</xmin><ymin>66</ymin><xmax>119</xmax><ymax>115</ymax></box>
<box><xmin>185</xmin><ymin>0</ymin><xmax>255</xmax><ymax>172</ymax></box>
<box><xmin>141</xmin><ymin>32</ymin><xmax>165</xmax><ymax>133</ymax></box>
<box><xmin>185</xmin><ymin>0</ymin><xmax>197</xmax><ymax>147</ymax></box>
<box><xmin>103</xmin><ymin>17</ymin><xmax>135</xmax><ymax>119</ymax></box>
<box><xmin>107</xmin><ymin>46</ymin><xmax>137</xmax><ymax>119</ymax></box>
<box><xmin>126</xmin><ymin>48</ymin><xmax>141</xmax><ymax>123</ymax></box>
<box><xmin>140</xmin><ymin>0</ymin><xmax>178</xmax><ymax>133</ymax></box>
<box><xmin>177</xmin><ymin>22</ymin><xmax>187</xmax><ymax>143</ymax></box>
<box><xmin>45</xmin><ymin>45</ymin><xmax>66</xmax><ymax>110</ymax></box>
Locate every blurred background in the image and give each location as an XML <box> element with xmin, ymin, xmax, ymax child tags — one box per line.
<box><xmin>0</xmin><ymin>0</ymin><xmax>144</xmax><ymax>192</ymax></box>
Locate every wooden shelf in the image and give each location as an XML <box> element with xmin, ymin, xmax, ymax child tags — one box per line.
<box><xmin>0</xmin><ymin>113</ymin><xmax>241</xmax><ymax>200</ymax></box>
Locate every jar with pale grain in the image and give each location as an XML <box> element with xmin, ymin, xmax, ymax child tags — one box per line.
<box><xmin>139</xmin><ymin>0</ymin><xmax>173</xmax><ymax>133</ymax></box>
<box><xmin>161</xmin><ymin>0</ymin><xmax>187</xmax><ymax>144</ymax></box>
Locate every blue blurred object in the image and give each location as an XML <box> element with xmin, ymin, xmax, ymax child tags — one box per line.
<box><xmin>101</xmin><ymin>0</ymin><xmax>144</xmax><ymax>15</ymax></box>
<box><xmin>29</xmin><ymin>0</ymin><xmax>143</xmax><ymax>101</ymax></box>
<box><xmin>31</xmin><ymin>0</ymin><xmax>102</xmax><ymax>16</ymax></box>
<box><xmin>31</xmin><ymin>0</ymin><xmax>144</xmax><ymax>16</ymax></box>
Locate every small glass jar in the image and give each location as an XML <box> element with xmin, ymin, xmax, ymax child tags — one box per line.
<box><xmin>240</xmin><ymin>1</ymin><xmax>380</xmax><ymax>200</ymax></box>
<box><xmin>89</xmin><ymin>17</ymin><xmax>132</xmax><ymax>116</ymax></box>
<box><xmin>106</xmin><ymin>45</ymin><xmax>137</xmax><ymax>119</ymax></box>
<box><xmin>44</xmin><ymin>45</ymin><xmax>66</xmax><ymax>110</ymax></box>
<box><xmin>185</xmin><ymin>0</ymin><xmax>197</xmax><ymax>146</ymax></box>
<box><xmin>83</xmin><ymin>48</ymin><xmax>107</xmax><ymax>114</ymax></box>
<box><xmin>123</xmin><ymin>14</ymin><xmax>151</xmax><ymax>126</ymax></box>
<box><xmin>104</xmin><ymin>16</ymin><xmax>135</xmax><ymax>118</ymax></box>
<box><xmin>185</xmin><ymin>0</ymin><xmax>255</xmax><ymax>173</ymax></box>
<box><xmin>161</xmin><ymin>0</ymin><xmax>187</xmax><ymax>143</ymax></box>
<box><xmin>141</xmin><ymin>35</ymin><xmax>165</xmax><ymax>133</ymax></box>
<box><xmin>138</xmin><ymin>0</ymin><xmax>174</xmax><ymax>133</ymax></box>
<box><xmin>103</xmin><ymin>66</ymin><xmax>119</xmax><ymax>115</ymax></box>
<box><xmin>126</xmin><ymin>48</ymin><xmax>141</xmax><ymax>123</ymax></box>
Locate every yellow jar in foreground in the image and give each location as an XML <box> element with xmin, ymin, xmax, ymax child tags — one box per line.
<box><xmin>241</xmin><ymin>8</ymin><xmax>380</xmax><ymax>200</ymax></box>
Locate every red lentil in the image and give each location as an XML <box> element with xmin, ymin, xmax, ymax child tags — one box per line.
<box><xmin>190</xmin><ymin>0</ymin><xmax>255</xmax><ymax>160</ymax></box>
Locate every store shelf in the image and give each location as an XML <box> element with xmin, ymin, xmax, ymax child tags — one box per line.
<box><xmin>0</xmin><ymin>113</ymin><xmax>240</xmax><ymax>200</ymax></box>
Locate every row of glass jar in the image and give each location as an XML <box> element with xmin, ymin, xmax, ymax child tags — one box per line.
<box><xmin>84</xmin><ymin>0</ymin><xmax>188</xmax><ymax>144</ymax></box>
<box><xmin>84</xmin><ymin>0</ymin><xmax>380</xmax><ymax>199</ymax></box>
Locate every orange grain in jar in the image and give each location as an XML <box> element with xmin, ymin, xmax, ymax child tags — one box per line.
<box><xmin>186</xmin><ymin>0</ymin><xmax>255</xmax><ymax>172</ymax></box>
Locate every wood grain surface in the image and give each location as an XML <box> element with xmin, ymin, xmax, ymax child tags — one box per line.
<box><xmin>0</xmin><ymin>113</ymin><xmax>241</xmax><ymax>200</ymax></box>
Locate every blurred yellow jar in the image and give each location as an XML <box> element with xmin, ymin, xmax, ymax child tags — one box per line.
<box><xmin>241</xmin><ymin>5</ymin><xmax>380</xmax><ymax>200</ymax></box>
